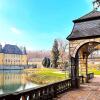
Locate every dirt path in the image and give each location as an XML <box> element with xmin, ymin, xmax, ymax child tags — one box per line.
<box><xmin>56</xmin><ymin>76</ymin><xmax>100</xmax><ymax>100</ymax></box>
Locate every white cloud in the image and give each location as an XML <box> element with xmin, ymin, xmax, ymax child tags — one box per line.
<box><xmin>10</xmin><ymin>27</ymin><xmax>22</xmax><ymax>35</ymax></box>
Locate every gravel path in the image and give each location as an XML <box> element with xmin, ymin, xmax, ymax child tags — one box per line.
<box><xmin>56</xmin><ymin>76</ymin><xmax>100</xmax><ymax>100</ymax></box>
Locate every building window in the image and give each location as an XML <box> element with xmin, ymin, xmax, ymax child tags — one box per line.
<box><xmin>5</xmin><ymin>59</ymin><xmax>7</xmax><ymax>62</ymax></box>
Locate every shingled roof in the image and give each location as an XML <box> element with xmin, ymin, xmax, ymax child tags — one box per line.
<box><xmin>67</xmin><ymin>10</ymin><xmax>100</xmax><ymax>40</ymax></box>
<box><xmin>73</xmin><ymin>10</ymin><xmax>100</xmax><ymax>22</ymax></box>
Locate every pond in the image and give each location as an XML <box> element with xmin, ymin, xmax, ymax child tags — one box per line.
<box><xmin>0</xmin><ymin>69</ymin><xmax>38</xmax><ymax>95</ymax></box>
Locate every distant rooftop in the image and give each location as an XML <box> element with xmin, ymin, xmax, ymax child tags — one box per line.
<box><xmin>0</xmin><ymin>44</ymin><xmax>27</xmax><ymax>54</ymax></box>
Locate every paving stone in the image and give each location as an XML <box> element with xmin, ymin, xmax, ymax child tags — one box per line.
<box><xmin>56</xmin><ymin>76</ymin><xmax>100</xmax><ymax>100</ymax></box>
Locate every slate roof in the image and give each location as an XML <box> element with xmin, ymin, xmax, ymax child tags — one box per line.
<box><xmin>0</xmin><ymin>45</ymin><xmax>2</xmax><ymax>53</ymax></box>
<box><xmin>73</xmin><ymin>10</ymin><xmax>100</xmax><ymax>22</ymax></box>
<box><xmin>3</xmin><ymin>44</ymin><xmax>23</xmax><ymax>54</ymax></box>
<box><xmin>67</xmin><ymin>10</ymin><xmax>100</xmax><ymax>40</ymax></box>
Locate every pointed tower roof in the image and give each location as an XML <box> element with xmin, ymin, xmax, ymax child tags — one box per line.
<box><xmin>67</xmin><ymin>10</ymin><xmax>100</xmax><ymax>40</ymax></box>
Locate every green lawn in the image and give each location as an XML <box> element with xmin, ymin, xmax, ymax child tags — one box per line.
<box><xmin>24</xmin><ymin>68</ymin><xmax>100</xmax><ymax>85</ymax></box>
<box><xmin>80</xmin><ymin>69</ymin><xmax>100</xmax><ymax>76</ymax></box>
<box><xmin>88</xmin><ymin>69</ymin><xmax>100</xmax><ymax>75</ymax></box>
<box><xmin>24</xmin><ymin>68</ymin><xmax>69</xmax><ymax>85</ymax></box>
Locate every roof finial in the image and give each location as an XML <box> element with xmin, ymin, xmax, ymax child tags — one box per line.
<box><xmin>93</xmin><ymin>0</ymin><xmax>100</xmax><ymax>11</ymax></box>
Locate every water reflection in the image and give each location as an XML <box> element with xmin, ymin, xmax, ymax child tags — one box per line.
<box><xmin>0</xmin><ymin>69</ymin><xmax>38</xmax><ymax>95</ymax></box>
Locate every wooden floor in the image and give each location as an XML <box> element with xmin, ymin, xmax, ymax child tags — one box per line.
<box><xmin>56</xmin><ymin>76</ymin><xmax>100</xmax><ymax>100</ymax></box>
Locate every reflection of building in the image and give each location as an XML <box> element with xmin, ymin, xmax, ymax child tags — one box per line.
<box><xmin>0</xmin><ymin>70</ymin><xmax>27</xmax><ymax>94</ymax></box>
<box><xmin>0</xmin><ymin>44</ymin><xmax>27</xmax><ymax>66</ymax></box>
<box><xmin>0</xmin><ymin>70</ymin><xmax>38</xmax><ymax>94</ymax></box>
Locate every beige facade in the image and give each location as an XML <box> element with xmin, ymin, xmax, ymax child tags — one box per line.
<box><xmin>0</xmin><ymin>44</ymin><xmax>28</xmax><ymax>66</ymax></box>
<box><xmin>1</xmin><ymin>54</ymin><xmax>27</xmax><ymax>66</ymax></box>
<box><xmin>69</xmin><ymin>38</ymin><xmax>100</xmax><ymax>58</ymax></box>
<box><xmin>69</xmin><ymin>38</ymin><xmax>100</xmax><ymax>74</ymax></box>
<box><xmin>28</xmin><ymin>58</ymin><xmax>43</xmax><ymax>68</ymax></box>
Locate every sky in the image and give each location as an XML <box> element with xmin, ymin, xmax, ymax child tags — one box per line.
<box><xmin>0</xmin><ymin>0</ymin><xmax>94</xmax><ymax>51</ymax></box>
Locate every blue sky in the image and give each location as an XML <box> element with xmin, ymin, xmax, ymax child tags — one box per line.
<box><xmin>0</xmin><ymin>0</ymin><xmax>93</xmax><ymax>50</ymax></box>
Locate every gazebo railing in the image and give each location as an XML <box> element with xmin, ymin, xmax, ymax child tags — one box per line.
<box><xmin>0</xmin><ymin>79</ymin><xmax>72</xmax><ymax>100</ymax></box>
<box><xmin>0</xmin><ymin>73</ymin><xmax>94</xmax><ymax>100</ymax></box>
<box><xmin>87</xmin><ymin>73</ymin><xmax>94</xmax><ymax>80</ymax></box>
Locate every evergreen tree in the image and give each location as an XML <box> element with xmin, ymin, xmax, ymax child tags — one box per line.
<box><xmin>42</xmin><ymin>57</ymin><xmax>47</xmax><ymax>67</ymax></box>
<box><xmin>46</xmin><ymin>58</ymin><xmax>50</xmax><ymax>68</ymax></box>
<box><xmin>51</xmin><ymin>39</ymin><xmax>59</xmax><ymax>68</ymax></box>
<box><xmin>42</xmin><ymin>57</ymin><xmax>50</xmax><ymax>68</ymax></box>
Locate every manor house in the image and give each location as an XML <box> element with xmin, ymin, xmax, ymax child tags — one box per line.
<box><xmin>0</xmin><ymin>44</ymin><xmax>27</xmax><ymax>66</ymax></box>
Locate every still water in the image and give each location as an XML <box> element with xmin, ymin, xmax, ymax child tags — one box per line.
<box><xmin>0</xmin><ymin>69</ymin><xmax>38</xmax><ymax>95</ymax></box>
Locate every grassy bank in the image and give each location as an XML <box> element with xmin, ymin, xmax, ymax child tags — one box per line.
<box><xmin>24</xmin><ymin>68</ymin><xmax>69</xmax><ymax>85</ymax></box>
<box><xmin>88</xmin><ymin>69</ymin><xmax>100</xmax><ymax>75</ymax></box>
<box><xmin>80</xmin><ymin>69</ymin><xmax>100</xmax><ymax>76</ymax></box>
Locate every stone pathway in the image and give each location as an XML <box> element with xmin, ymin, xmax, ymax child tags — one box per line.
<box><xmin>56</xmin><ymin>76</ymin><xmax>100</xmax><ymax>100</ymax></box>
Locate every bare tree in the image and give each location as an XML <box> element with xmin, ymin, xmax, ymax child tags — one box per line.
<box><xmin>57</xmin><ymin>39</ymin><xmax>69</xmax><ymax>65</ymax></box>
<box><xmin>27</xmin><ymin>50</ymin><xmax>50</xmax><ymax>60</ymax></box>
